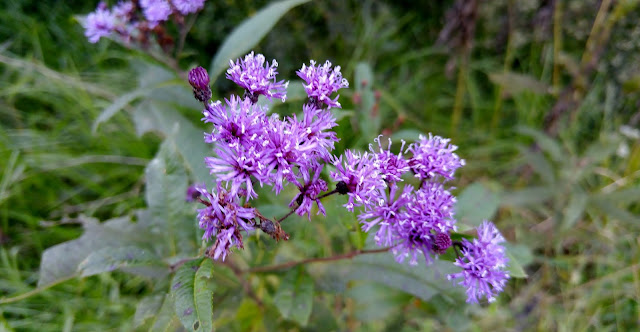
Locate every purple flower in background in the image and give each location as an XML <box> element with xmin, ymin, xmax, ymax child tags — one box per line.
<box><xmin>113</xmin><ymin>1</ymin><xmax>134</xmax><ymax>20</ymax></box>
<box><xmin>408</xmin><ymin>133</ymin><xmax>465</xmax><ymax>181</ymax></box>
<box><xmin>297</xmin><ymin>60</ymin><xmax>349</xmax><ymax>109</ymax></box>
<box><xmin>289</xmin><ymin>164</ymin><xmax>328</xmax><ymax>220</ymax></box>
<box><xmin>188</xmin><ymin>66</ymin><xmax>212</xmax><ymax>103</ymax></box>
<box><xmin>370</xmin><ymin>136</ymin><xmax>410</xmax><ymax>183</ymax></box>
<box><xmin>140</xmin><ymin>0</ymin><xmax>172</xmax><ymax>26</ymax></box>
<box><xmin>195</xmin><ymin>184</ymin><xmax>255</xmax><ymax>261</ymax></box>
<box><xmin>358</xmin><ymin>184</ymin><xmax>412</xmax><ymax>247</ymax></box>
<box><xmin>393</xmin><ymin>182</ymin><xmax>457</xmax><ymax>265</ymax></box>
<box><xmin>172</xmin><ymin>0</ymin><xmax>206</xmax><ymax>15</ymax></box>
<box><xmin>331</xmin><ymin>150</ymin><xmax>386</xmax><ymax>211</ymax></box>
<box><xmin>84</xmin><ymin>3</ymin><xmax>116</xmax><ymax>43</ymax></box>
<box><xmin>448</xmin><ymin>221</ymin><xmax>510</xmax><ymax>303</ymax></box>
<box><xmin>226</xmin><ymin>52</ymin><xmax>289</xmax><ymax>103</ymax></box>
<box><xmin>202</xmin><ymin>96</ymin><xmax>267</xmax><ymax>147</ymax></box>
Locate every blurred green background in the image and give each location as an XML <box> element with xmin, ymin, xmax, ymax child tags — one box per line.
<box><xmin>1</xmin><ymin>0</ymin><xmax>640</xmax><ymax>331</ymax></box>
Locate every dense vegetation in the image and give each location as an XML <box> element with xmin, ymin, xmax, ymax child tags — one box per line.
<box><xmin>1</xmin><ymin>0</ymin><xmax>639</xmax><ymax>330</ymax></box>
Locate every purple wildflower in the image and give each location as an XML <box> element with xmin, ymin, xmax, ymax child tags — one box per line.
<box><xmin>289</xmin><ymin>164</ymin><xmax>328</xmax><ymax>220</ymax></box>
<box><xmin>113</xmin><ymin>1</ymin><xmax>134</xmax><ymax>20</ymax></box>
<box><xmin>297</xmin><ymin>60</ymin><xmax>349</xmax><ymax>109</ymax></box>
<box><xmin>261</xmin><ymin>117</ymin><xmax>316</xmax><ymax>193</ymax></box>
<box><xmin>226</xmin><ymin>52</ymin><xmax>289</xmax><ymax>103</ymax></box>
<box><xmin>202</xmin><ymin>96</ymin><xmax>267</xmax><ymax>147</ymax></box>
<box><xmin>358</xmin><ymin>184</ymin><xmax>412</xmax><ymax>247</ymax></box>
<box><xmin>84</xmin><ymin>3</ymin><xmax>116</xmax><ymax>43</ymax></box>
<box><xmin>140</xmin><ymin>0</ymin><xmax>172</xmax><ymax>26</ymax></box>
<box><xmin>393</xmin><ymin>182</ymin><xmax>457</xmax><ymax>265</ymax></box>
<box><xmin>195</xmin><ymin>184</ymin><xmax>255</xmax><ymax>261</ymax></box>
<box><xmin>294</xmin><ymin>103</ymin><xmax>339</xmax><ymax>162</ymax></box>
<box><xmin>447</xmin><ymin>221</ymin><xmax>510</xmax><ymax>303</ymax></box>
<box><xmin>370</xmin><ymin>136</ymin><xmax>410</xmax><ymax>183</ymax></box>
<box><xmin>172</xmin><ymin>0</ymin><xmax>206</xmax><ymax>15</ymax></box>
<box><xmin>204</xmin><ymin>144</ymin><xmax>267</xmax><ymax>200</ymax></box>
<box><xmin>188</xmin><ymin>66</ymin><xmax>212</xmax><ymax>103</ymax></box>
<box><xmin>331</xmin><ymin>150</ymin><xmax>386</xmax><ymax>211</ymax></box>
<box><xmin>408</xmin><ymin>134</ymin><xmax>465</xmax><ymax>181</ymax></box>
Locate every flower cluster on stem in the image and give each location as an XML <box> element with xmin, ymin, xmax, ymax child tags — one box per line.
<box><xmin>187</xmin><ymin>52</ymin><xmax>510</xmax><ymax>303</ymax></box>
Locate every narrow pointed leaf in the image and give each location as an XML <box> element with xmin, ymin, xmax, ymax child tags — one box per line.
<box><xmin>171</xmin><ymin>258</ymin><xmax>215</xmax><ymax>332</ymax></box>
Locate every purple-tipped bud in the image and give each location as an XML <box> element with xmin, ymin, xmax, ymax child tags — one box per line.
<box><xmin>432</xmin><ymin>232</ymin><xmax>452</xmax><ymax>254</ymax></box>
<box><xmin>185</xmin><ymin>184</ymin><xmax>201</xmax><ymax>202</ymax></box>
<box><xmin>188</xmin><ymin>66</ymin><xmax>212</xmax><ymax>103</ymax></box>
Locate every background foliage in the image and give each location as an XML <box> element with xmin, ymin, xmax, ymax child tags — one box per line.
<box><xmin>1</xmin><ymin>0</ymin><xmax>640</xmax><ymax>330</ymax></box>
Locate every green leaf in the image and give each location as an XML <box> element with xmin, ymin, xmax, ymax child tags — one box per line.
<box><xmin>311</xmin><ymin>249</ymin><xmax>459</xmax><ymax>302</ymax></box>
<box><xmin>134</xmin><ymin>294</ymin><xmax>165</xmax><ymax>328</ymax></box>
<box><xmin>520</xmin><ymin>147</ymin><xmax>556</xmax><ymax>184</ymax></box>
<box><xmin>78</xmin><ymin>246</ymin><xmax>166</xmax><ymax>278</ymax></box>
<box><xmin>273</xmin><ymin>267</ymin><xmax>315</xmax><ymax>326</ymax></box>
<box><xmin>562</xmin><ymin>189</ymin><xmax>588</xmax><ymax>230</ymax></box>
<box><xmin>391</xmin><ymin>129</ymin><xmax>423</xmax><ymax>142</ymax></box>
<box><xmin>209</xmin><ymin>0</ymin><xmax>311</xmax><ymax>81</ymax></box>
<box><xmin>145</xmin><ymin>139</ymin><xmax>198</xmax><ymax>257</ymax></box>
<box><xmin>92</xmin><ymin>87</ymin><xmax>150</xmax><ymax>133</ymax></box>
<box><xmin>146</xmin><ymin>294</ymin><xmax>182</xmax><ymax>332</ymax></box>
<box><xmin>354</xmin><ymin>62</ymin><xmax>379</xmax><ymax>143</ymax></box>
<box><xmin>37</xmin><ymin>215</ymin><xmax>151</xmax><ymax>287</ymax></box>
<box><xmin>488</xmin><ymin>71</ymin><xmax>550</xmax><ymax>96</ymax></box>
<box><xmin>516</xmin><ymin>126</ymin><xmax>564</xmax><ymax>162</ymax></box>
<box><xmin>171</xmin><ymin>258</ymin><xmax>215</xmax><ymax>332</ymax></box>
<box><xmin>134</xmin><ymin>101</ymin><xmax>211</xmax><ymax>184</ymax></box>
<box><xmin>500</xmin><ymin>186</ymin><xmax>555</xmax><ymax>207</ymax></box>
<box><xmin>455</xmin><ymin>182</ymin><xmax>501</xmax><ymax>228</ymax></box>
<box><xmin>505</xmin><ymin>243</ymin><xmax>533</xmax><ymax>278</ymax></box>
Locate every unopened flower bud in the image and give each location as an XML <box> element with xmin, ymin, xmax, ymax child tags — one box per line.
<box><xmin>188</xmin><ymin>66</ymin><xmax>212</xmax><ymax>103</ymax></box>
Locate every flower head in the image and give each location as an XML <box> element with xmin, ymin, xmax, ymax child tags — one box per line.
<box><xmin>204</xmin><ymin>143</ymin><xmax>268</xmax><ymax>200</ymax></box>
<box><xmin>408</xmin><ymin>134</ymin><xmax>465</xmax><ymax>181</ymax></box>
<box><xmin>84</xmin><ymin>3</ymin><xmax>116</xmax><ymax>43</ymax></box>
<box><xmin>140</xmin><ymin>0</ymin><xmax>172</xmax><ymax>26</ymax></box>
<box><xmin>297</xmin><ymin>60</ymin><xmax>349</xmax><ymax>109</ymax></box>
<box><xmin>358</xmin><ymin>184</ymin><xmax>412</xmax><ymax>247</ymax></box>
<box><xmin>393</xmin><ymin>182</ymin><xmax>457</xmax><ymax>265</ymax></box>
<box><xmin>289</xmin><ymin>164</ymin><xmax>328</xmax><ymax>220</ymax></box>
<box><xmin>226</xmin><ymin>52</ymin><xmax>289</xmax><ymax>103</ymax></box>
<box><xmin>195</xmin><ymin>184</ymin><xmax>256</xmax><ymax>261</ymax></box>
<box><xmin>331</xmin><ymin>150</ymin><xmax>386</xmax><ymax>211</ymax></box>
<box><xmin>447</xmin><ymin>221</ymin><xmax>510</xmax><ymax>303</ymax></box>
<box><xmin>295</xmin><ymin>103</ymin><xmax>339</xmax><ymax>161</ymax></box>
<box><xmin>370</xmin><ymin>136</ymin><xmax>410</xmax><ymax>183</ymax></box>
<box><xmin>172</xmin><ymin>0</ymin><xmax>206</xmax><ymax>15</ymax></box>
<box><xmin>202</xmin><ymin>96</ymin><xmax>267</xmax><ymax>148</ymax></box>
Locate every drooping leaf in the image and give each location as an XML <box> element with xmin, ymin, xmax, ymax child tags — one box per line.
<box><xmin>347</xmin><ymin>282</ymin><xmax>409</xmax><ymax>322</ymax></box>
<box><xmin>78</xmin><ymin>245</ymin><xmax>166</xmax><ymax>278</ymax></box>
<box><xmin>519</xmin><ymin>147</ymin><xmax>556</xmax><ymax>185</ymax></box>
<box><xmin>92</xmin><ymin>87</ymin><xmax>151</xmax><ymax>133</ymax></box>
<box><xmin>144</xmin><ymin>139</ymin><xmax>198</xmax><ymax>257</ymax></box>
<box><xmin>455</xmin><ymin>182</ymin><xmax>501</xmax><ymax>229</ymax></box>
<box><xmin>505</xmin><ymin>243</ymin><xmax>534</xmax><ymax>278</ymax></box>
<box><xmin>273</xmin><ymin>267</ymin><xmax>315</xmax><ymax>326</ymax></box>
<box><xmin>171</xmin><ymin>258</ymin><xmax>215</xmax><ymax>332</ymax></box>
<box><xmin>311</xmin><ymin>249</ymin><xmax>460</xmax><ymax>302</ymax></box>
<box><xmin>516</xmin><ymin>126</ymin><xmax>564</xmax><ymax>162</ymax></box>
<box><xmin>209</xmin><ymin>0</ymin><xmax>311</xmax><ymax>81</ymax></box>
<box><xmin>134</xmin><ymin>101</ymin><xmax>211</xmax><ymax>184</ymax></box>
<box><xmin>37</xmin><ymin>215</ymin><xmax>151</xmax><ymax>287</ymax></box>
<box><xmin>134</xmin><ymin>294</ymin><xmax>165</xmax><ymax>328</ymax></box>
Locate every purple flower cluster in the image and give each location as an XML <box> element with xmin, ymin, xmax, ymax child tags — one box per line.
<box><xmin>194</xmin><ymin>184</ymin><xmax>255</xmax><ymax>261</ymax></box>
<box><xmin>447</xmin><ymin>221</ymin><xmax>511</xmax><ymax>303</ymax></box>
<box><xmin>188</xmin><ymin>51</ymin><xmax>509</xmax><ymax>303</ymax></box>
<box><xmin>83</xmin><ymin>0</ymin><xmax>207</xmax><ymax>43</ymax></box>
